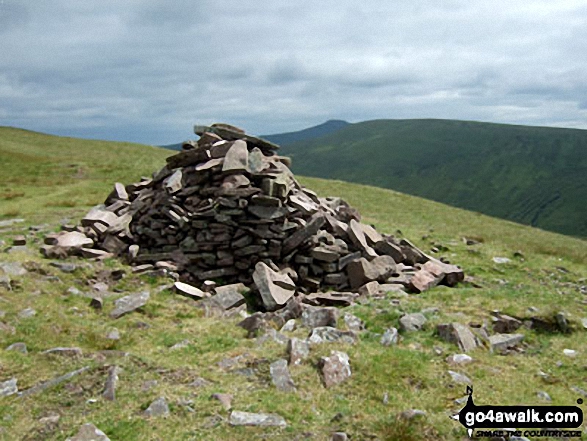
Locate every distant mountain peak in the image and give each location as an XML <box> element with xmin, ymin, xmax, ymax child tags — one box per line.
<box><xmin>262</xmin><ymin>120</ymin><xmax>350</xmax><ymax>146</ymax></box>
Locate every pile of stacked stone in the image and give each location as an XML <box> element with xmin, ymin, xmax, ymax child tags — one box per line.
<box><xmin>41</xmin><ymin>123</ymin><xmax>464</xmax><ymax>311</ymax></box>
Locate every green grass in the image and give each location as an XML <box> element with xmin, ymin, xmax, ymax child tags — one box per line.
<box><xmin>280</xmin><ymin>119</ymin><xmax>587</xmax><ymax>238</ymax></box>
<box><xmin>0</xmin><ymin>127</ymin><xmax>586</xmax><ymax>440</ymax></box>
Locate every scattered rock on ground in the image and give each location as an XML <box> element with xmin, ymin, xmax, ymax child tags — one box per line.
<box><xmin>211</xmin><ymin>393</ymin><xmax>233</xmax><ymax>410</ymax></box>
<box><xmin>102</xmin><ymin>366</ymin><xmax>120</xmax><ymax>401</ymax></box>
<box><xmin>320</xmin><ymin>351</ymin><xmax>351</xmax><ymax>388</ymax></box>
<box><xmin>66</xmin><ymin>423</ymin><xmax>111</xmax><ymax>441</ymax></box>
<box><xmin>110</xmin><ymin>291</ymin><xmax>150</xmax><ymax>319</ymax></box>
<box><xmin>399</xmin><ymin>313</ymin><xmax>427</xmax><ymax>332</ymax></box>
<box><xmin>380</xmin><ymin>328</ymin><xmax>399</xmax><ymax>346</ymax></box>
<box><xmin>448</xmin><ymin>370</ymin><xmax>472</xmax><ymax>385</ymax></box>
<box><xmin>0</xmin><ymin>378</ymin><xmax>18</xmax><ymax>397</ymax></box>
<box><xmin>270</xmin><ymin>359</ymin><xmax>296</xmax><ymax>392</ymax></box>
<box><xmin>437</xmin><ymin>323</ymin><xmax>478</xmax><ymax>352</ymax></box>
<box><xmin>308</xmin><ymin>327</ymin><xmax>357</xmax><ymax>345</ymax></box>
<box><xmin>6</xmin><ymin>342</ymin><xmax>27</xmax><ymax>354</ymax></box>
<box><xmin>489</xmin><ymin>333</ymin><xmax>524</xmax><ymax>352</ymax></box>
<box><xmin>288</xmin><ymin>337</ymin><xmax>310</xmax><ymax>365</ymax></box>
<box><xmin>229</xmin><ymin>410</ymin><xmax>287</xmax><ymax>427</ymax></box>
<box><xmin>144</xmin><ymin>397</ymin><xmax>170</xmax><ymax>417</ymax></box>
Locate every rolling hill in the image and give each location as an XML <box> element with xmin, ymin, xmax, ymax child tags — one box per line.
<box><xmin>277</xmin><ymin>119</ymin><xmax>587</xmax><ymax>238</ymax></box>
<box><xmin>0</xmin><ymin>126</ymin><xmax>586</xmax><ymax>440</ymax></box>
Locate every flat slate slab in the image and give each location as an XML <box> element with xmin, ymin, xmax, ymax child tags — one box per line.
<box><xmin>110</xmin><ymin>291</ymin><xmax>150</xmax><ymax>319</ymax></box>
<box><xmin>229</xmin><ymin>410</ymin><xmax>287</xmax><ymax>427</ymax></box>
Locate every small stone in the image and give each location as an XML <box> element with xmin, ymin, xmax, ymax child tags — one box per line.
<box><xmin>49</xmin><ymin>261</ymin><xmax>78</xmax><ymax>273</ymax></box>
<box><xmin>563</xmin><ymin>348</ymin><xmax>577</xmax><ymax>357</ymax></box>
<box><xmin>399</xmin><ymin>409</ymin><xmax>427</xmax><ymax>420</ymax></box>
<box><xmin>537</xmin><ymin>391</ymin><xmax>552</xmax><ymax>401</ymax></box>
<box><xmin>6</xmin><ymin>342</ymin><xmax>27</xmax><ymax>353</ymax></box>
<box><xmin>331</xmin><ymin>432</ymin><xmax>348</xmax><ymax>441</ymax></box>
<box><xmin>493</xmin><ymin>314</ymin><xmax>522</xmax><ymax>333</ymax></box>
<box><xmin>211</xmin><ymin>393</ymin><xmax>233</xmax><ymax>410</ymax></box>
<box><xmin>110</xmin><ymin>291</ymin><xmax>149</xmax><ymax>319</ymax></box>
<box><xmin>170</xmin><ymin>339</ymin><xmax>190</xmax><ymax>350</ymax></box>
<box><xmin>288</xmin><ymin>337</ymin><xmax>310</xmax><ymax>365</ymax></box>
<box><xmin>320</xmin><ymin>351</ymin><xmax>351</xmax><ymax>388</ymax></box>
<box><xmin>446</xmin><ymin>354</ymin><xmax>473</xmax><ymax>365</ymax></box>
<box><xmin>270</xmin><ymin>358</ymin><xmax>296</xmax><ymax>392</ymax></box>
<box><xmin>18</xmin><ymin>307</ymin><xmax>36</xmax><ymax>318</ymax></box>
<box><xmin>42</xmin><ymin>347</ymin><xmax>83</xmax><ymax>357</ymax></box>
<box><xmin>89</xmin><ymin>297</ymin><xmax>103</xmax><ymax>310</ymax></box>
<box><xmin>102</xmin><ymin>366</ymin><xmax>120</xmax><ymax>401</ymax></box>
<box><xmin>211</xmin><ymin>283</ymin><xmax>246</xmax><ymax>310</ymax></box>
<box><xmin>399</xmin><ymin>313</ymin><xmax>427</xmax><ymax>332</ymax></box>
<box><xmin>281</xmin><ymin>319</ymin><xmax>296</xmax><ymax>332</ymax></box>
<box><xmin>0</xmin><ymin>378</ymin><xmax>18</xmax><ymax>397</ymax></box>
<box><xmin>12</xmin><ymin>235</ymin><xmax>26</xmax><ymax>246</ymax></box>
<box><xmin>66</xmin><ymin>423</ymin><xmax>111</xmax><ymax>441</ymax></box>
<box><xmin>0</xmin><ymin>262</ymin><xmax>27</xmax><ymax>276</ymax></box>
<box><xmin>229</xmin><ymin>410</ymin><xmax>287</xmax><ymax>427</ymax></box>
<box><xmin>302</xmin><ymin>306</ymin><xmax>338</xmax><ymax>329</ymax></box>
<box><xmin>343</xmin><ymin>313</ymin><xmax>365</xmax><ymax>332</ymax></box>
<box><xmin>489</xmin><ymin>333</ymin><xmax>524</xmax><ymax>352</ymax></box>
<box><xmin>492</xmin><ymin>256</ymin><xmax>511</xmax><ymax>264</ymax></box>
<box><xmin>448</xmin><ymin>370</ymin><xmax>471</xmax><ymax>384</ymax></box>
<box><xmin>106</xmin><ymin>329</ymin><xmax>120</xmax><ymax>340</ymax></box>
<box><xmin>380</xmin><ymin>327</ymin><xmax>399</xmax><ymax>346</ymax></box>
<box><xmin>308</xmin><ymin>327</ymin><xmax>357</xmax><ymax>345</ymax></box>
<box><xmin>174</xmin><ymin>281</ymin><xmax>206</xmax><ymax>299</ymax></box>
<box><xmin>144</xmin><ymin>396</ymin><xmax>170</xmax><ymax>417</ymax></box>
<box><xmin>437</xmin><ymin>323</ymin><xmax>478</xmax><ymax>352</ymax></box>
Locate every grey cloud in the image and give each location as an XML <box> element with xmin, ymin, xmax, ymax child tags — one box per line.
<box><xmin>2</xmin><ymin>0</ymin><xmax>587</xmax><ymax>143</ymax></box>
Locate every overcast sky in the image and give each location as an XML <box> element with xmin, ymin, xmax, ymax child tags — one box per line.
<box><xmin>1</xmin><ymin>0</ymin><xmax>586</xmax><ymax>145</ymax></box>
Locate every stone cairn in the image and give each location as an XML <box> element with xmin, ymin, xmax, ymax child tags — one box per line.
<box><xmin>41</xmin><ymin>123</ymin><xmax>464</xmax><ymax>312</ymax></box>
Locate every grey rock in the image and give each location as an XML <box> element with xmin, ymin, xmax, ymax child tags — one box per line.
<box><xmin>42</xmin><ymin>347</ymin><xmax>83</xmax><ymax>357</ymax></box>
<box><xmin>537</xmin><ymin>391</ymin><xmax>552</xmax><ymax>401</ymax></box>
<box><xmin>492</xmin><ymin>256</ymin><xmax>511</xmax><ymax>264</ymax></box>
<box><xmin>448</xmin><ymin>370</ymin><xmax>472</xmax><ymax>384</ymax></box>
<box><xmin>280</xmin><ymin>319</ymin><xmax>296</xmax><ymax>332</ymax></box>
<box><xmin>489</xmin><ymin>333</ymin><xmax>524</xmax><ymax>352</ymax></box>
<box><xmin>358</xmin><ymin>281</ymin><xmax>381</xmax><ymax>297</ymax></box>
<box><xmin>256</xmin><ymin>328</ymin><xmax>289</xmax><ymax>346</ymax></box>
<box><xmin>66</xmin><ymin>423</ymin><xmax>111</xmax><ymax>441</ymax></box>
<box><xmin>0</xmin><ymin>378</ymin><xmax>17</xmax><ymax>397</ymax></box>
<box><xmin>380</xmin><ymin>327</ymin><xmax>399</xmax><ymax>346</ymax></box>
<box><xmin>110</xmin><ymin>291</ymin><xmax>149</xmax><ymax>319</ymax></box>
<box><xmin>222</xmin><ymin>139</ymin><xmax>249</xmax><ymax>172</ymax></box>
<box><xmin>399</xmin><ymin>409</ymin><xmax>427</xmax><ymax>420</ymax></box>
<box><xmin>55</xmin><ymin>231</ymin><xmax>94</xmax><ymax>250</ymax></box>
<box><xmin>332</xmin><ymin>432</ymin><xmax>348</xmax><ymax>441</ymax></box>
<box><xmin>288</xmin><ymin>337</ymin><xmax>310</xmax><ymax>365</ymax></box>
<box><xmin>492</xmin><ymin>314</ymin><xmax>522</xmax><ymax>333</ymax></box>
<box><xmin>106</xmin><ymin>329</ymin><xmax>120</xmax><ymax>340</ymax></box>
<box><xmin>6</xmin><ymin>342</ymin><xmax>27</xmax><ymax>354</ymax></box>
<box><xmin>211</xmin><ymin>283</ymin><xmax>246</xmax><ymax>310</ymax></box>
<box><xmin>320</xmin><ymin>351</ymin><xmax>351</xmax><ymax>388</ymax></box>
<box><xmin>144</xmin><ymin>396</ymin><xmax>170</xmax><ymax>417</ymax></box>
<box><xmin>446</xmin><ymin>354</ymin><xmax>473</xmax><ymax>365</ymax></box>
<box><xmin>229</xmin><ymin>410</ymin><xmax>287</xmax><ymax>427</ymax></box>
<box><xmin>343</xmin><ymin>313</ymin><xmax>365</xmax><ymax>332</ymax></box>
<box><xmin>346</xmin><ymin>258</ymin><xmax>378</xmax><ymax>289</ymax></box>
<box><xmin>102</xmin><ymin>366</ymin><xmax>120</xmax><ymax>401</ymax></box>
<box><xmin>49</xmin><ymin>262</ymin><xmax>78</xmax><ymax>273</ymax></box>
<box><xmin>18</xmin><ymin>307</ymin><xmax>36</xmax><ymax>318</ymax></box>
<box><xmin>437</xmin><ymin>323</ymin><xmax>478</xmax><ymax>352</ymax></box>
<box><xmin>302</xmin><ymin>306</ymin><xmax>338</xmax><ymax>329</ymax></box>
<box><xmin>348</xmin><ymin>219</ymin><xmax>377</xmax><ymax>258</ymax></box>
<box><xmin>0</xmin><ymin>274</ymin><xmax>10</xmax><ymax>290</ymax></box>
<box><xmin>270</xmin><ymin>358</ymin><xmax>296</xmax><ymax>392</ymax></box>
<box><xmin>0</xmin><ymin>218</ymin><xmax>24</xmax><ymax>228</ymax></box>
<box><xmin>174</xmin><ymin>281</ymin><xmax>206</xmax><ymax>300</ymax></box>
<box><xmin>308</xmin><ymin>327</ymin><xmax>357</xmax><ymax>345</ymax></box>
<box><xmin>0</xmin><ymin>262</ymin><xmax>27</xmax><ymax>276</ymax></box>
<box><xmin>163</xmin><ymin>169</ymin><xmax>183</xmax><ymax>194</ymax></box>
<box><xmin>18</xmin><ymin>366</ymin><xmax>89</xmax><ymax>397</ymax></box>
<box><xmin>399</xmin><ymin>313</ymin><xmax>427</xmax><ymax>332</ymax></box>
<box><xmin>170</xmin><ymin>339</ymin><xmax>190</xmax><ymax>350</ymax></box>
<box><xmin>211</xmin><ymin>393</ymin><xmax>233</xmax><ymax>410</ymax></box>
<box><xmin>89</xmin><ymin>297</ymin><xmax>103</xmax><ymax>310</ymax></box>
<box><xmin>253</xmin><ymin>262</ymin><xmax>295</xmax><ymax>311</ymax></box>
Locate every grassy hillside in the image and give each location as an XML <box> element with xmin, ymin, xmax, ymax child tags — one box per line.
<box><xmin>261</xmin><ymin>119</ymin><xmax>349</xmax><ymax>147</ymax></box>
<box><xmin>0</xmin><ymin>128</ymin><xmax>586</xmax><ymax>440</ymax></box>
<box><xmin>279</xmin><ymin>119</ymin><xmax>587</xmax><ymax>239</ymax></box>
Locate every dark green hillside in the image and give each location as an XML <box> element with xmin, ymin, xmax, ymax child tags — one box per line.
<box><xmin>262</xmin><ymin>119</ymin><xmax>349</xmax><ymax>146</ymax></box>
<box><xmin>280</xmin><ymin>119</ymin><xmax>587</xmax><ymax>238</ymax></box>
